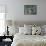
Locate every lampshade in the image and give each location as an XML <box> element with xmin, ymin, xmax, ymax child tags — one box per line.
<box><xmin>6</xmin><ymin>20</ymin><xmax>12</xmax><ymax>26</ymax></box>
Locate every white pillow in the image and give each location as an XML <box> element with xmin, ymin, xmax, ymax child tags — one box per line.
<box><xmin>24</xmin><ymin>27</ymin><xmax>32</xmax><ymax>35</ymax></box>
<box><xmin>19</xmin><ymin>27</ymin><xmax>25</xmax><ymax>34</ymax></box>
<box><xmin>32</xmin><ymin>26</ymin><xmax>41</xmax><ymax>35</ymax></box>
<box><xmin>24</xmin><ymin>24</ymin><xmax>32</xmax><ymax>29</ymax></box>
<box><xmin>19</xmin><ymin>27</ymin><xmax>32</xmax><ymax>35</ymax></box>
<box><xmin>24</xmin><ymin>24</ymin><xmax>32</xmax><ymax>35</ymax></box>
<box><xmin>42</xmin><ymin>25</ymin><xmax>46</xmax><ymax>33</ymax></box>
<box><xmin>8</xmin><ymin>26</ymin><xmax>19</xmax><ymax>36</ymax></box>
<box><xmin>41</xmin><ymin>25</ymin><xmax>45</xmax><ymax>35</ymax></box>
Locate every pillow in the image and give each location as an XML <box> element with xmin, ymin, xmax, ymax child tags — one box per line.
<box><xmin>40</xmin><ymin>25</ymin><xmax>45</xmax><ymax>35</ymax></box>
<box><xmin>42</xmin><ymin>25</ymin><xmax>46</xmax><ymax>35</ymax></box>
<box><xmin>24</xmin><ymin>24</ymin><xmax>32</xmax><ymax>29</ymax></box>
<box><xmin>19</xmin><ymin>27</ymin><xmax>32</xmax><ymax>35</ymax></box>
<box><xmin>32</xmin><ymin>26</ymin><xmax>41</xmax><ymax>35</ymax></box>
<box><xmin>24</xmin><ymin>24</ymin><xmax>32</xmax><ymax>35</ymax></box>
<box><xmin>42</xmin><ymin>25</ymin><xmax>46</xmax><ymax>33</ymax></box>
<box><xmin>19</xmin><ymin>27</ymin><xmax>25</xmax><ymax>34</ymax></box>
<box><xmin>32</xmin><ymin>27</ymin><xmax>36</xmax><ymax>35</ymax></box>
<box><xmin>8</xmin><ymin>26</ymin><xmax>19</xmax><ymax>36</ymax></box>
<box><xmin>24</xmin><ymin>27</ymin><xmax>32</xmax><ymax>35</ymax></box>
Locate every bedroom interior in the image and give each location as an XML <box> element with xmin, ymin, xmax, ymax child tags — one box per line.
<box><xmin>0</xmin><ymin>0</ymin><xmax>46</xmax><ymax>46</ymax></box>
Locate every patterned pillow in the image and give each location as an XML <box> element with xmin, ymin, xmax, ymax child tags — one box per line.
<box><xmin>32</xmin><ymin>26</ymin><xmax>41</xmax><ymax>35</ymax></box>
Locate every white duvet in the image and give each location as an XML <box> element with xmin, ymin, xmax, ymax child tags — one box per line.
<box><xmin>11</xmin><ymin>33</ymin><xmax>46</xmax><ymax>46</ymax></box>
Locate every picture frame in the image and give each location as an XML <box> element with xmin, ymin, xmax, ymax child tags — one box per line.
<box><xmin>24</xmin><ymin>5</ymin><xmax>37</xmax><ymax>15</ymax></box>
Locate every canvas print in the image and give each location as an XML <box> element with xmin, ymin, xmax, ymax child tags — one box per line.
<box><xmin>24</xmin><ymin>5</ymin><xmax>37</xmax><ymax>15</ymax></box>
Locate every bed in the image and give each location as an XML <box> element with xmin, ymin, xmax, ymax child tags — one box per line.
<box><xmin>11</xmin><ymin>21</ymin><xmax>46</xmax><ymax>46</ymax></box>
<box><xmin>11</xmin><ymin>33</ymin><xmax>46</xmax><ymax>46</ymax></box>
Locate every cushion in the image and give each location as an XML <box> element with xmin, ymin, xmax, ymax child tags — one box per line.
<box><xmin>32</xmin><ymin>26</ymin><xmax>41</xmax><ymax>35</ymax></box>
<box><xmin>42</xmin><ymin>25</ymin><xmax>46</xmax><ymax>33</ymax></box>
<box><xmin>42</xmin><ymin>25</ymin><xmax>46</xmax><ymax>35</ymax></box>
<box><xmin>40</xmin><ymin>26</ymin><xmax>45</xmax><ymax>35</ymax></box>
<box><xmin>24</xmin><ymin>24</ymin><xmax>32</xmax><ymax>34</ymax></box>
<box><xmin>19</xmin><ymin>27</ymin><xmax>25</xmax><ymax>34</ymax></box>
<box><xmin>24</xmin><ymin>27</ymin><xmax>32</xmax><ymax>35</ymax></box>
<box><xmin>8</xmin><ymin>26</ymin><xmax>19</xmax><ymax>36</ymax></box>
<box><xmin>24</xmin><ymin>24</ymin><xmax>32</xmax><ymax>29</ymax></box>
<box><xmin>19</xmin><ymin>27</ymin><xmax>32</xmax><ymax>35</ymax></box>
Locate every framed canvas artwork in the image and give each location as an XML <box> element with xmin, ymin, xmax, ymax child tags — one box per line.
<box><xmin>24</xmin><ymin>5</ymin><xmax>37</xmax><ymax>15</ymax></box>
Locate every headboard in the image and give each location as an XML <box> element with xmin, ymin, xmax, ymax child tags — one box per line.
<box><xmin>15</xmin><ymin>21</ymin><xmax>46</xmax><ymax>27</ymax></box>
<box><xmin>5</xmin><ymin>20</ymin><xmax>46</xmax><ymax>27</ymax></box>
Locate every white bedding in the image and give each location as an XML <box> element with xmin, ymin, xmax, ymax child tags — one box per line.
<box><xmin>11</xmin><ymin>33</ymin><xmax>46</xmax><ymax>46</ymax></box>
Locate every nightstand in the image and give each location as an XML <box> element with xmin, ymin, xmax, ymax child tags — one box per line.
<box><xmin>0</xmin><ymin>36</ymin><xmax>13</xmax><ymax>46</ymax></box>
<box><xmin>2</xmin><ymin>36</ymin><xmax>13</xmax><ymax>46</ymax></box>
<box><xmin>3</xmin><ymin>41</ymin><xmax>12</xmax><ymax>46</ymax></box>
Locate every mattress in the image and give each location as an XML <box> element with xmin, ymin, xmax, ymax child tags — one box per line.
<box><xmin>11</xmin><ymin>33</ymin><xmax>46</xmax><ymax>46</ymax></box>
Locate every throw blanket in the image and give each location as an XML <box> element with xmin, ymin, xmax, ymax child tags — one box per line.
<box><xmin>11</xmin><ymin>33</ymin><xmax>46</xmax><ymax>46</ymax></box>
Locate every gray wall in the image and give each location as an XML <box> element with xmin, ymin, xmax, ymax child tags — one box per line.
<box><xmin>0</xmin><ymin>0</ymin><xmax>46</xmax><ymax>22</ymax></box>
